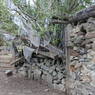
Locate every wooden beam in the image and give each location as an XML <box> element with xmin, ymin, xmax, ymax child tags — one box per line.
<box><xmin>64</xmin><ymin>25</ymin><xmax>71</xmax><ymax>95</ymax></box>
<box><xmin>51</xmin><ymin>5</ymin><xmax>95</xmax><ymax>24</ymax></box>
<box><xmin>10</xmin><ymin>57</ymin><xmax>24</xmax><ymax>65</ymax></box>
<box><xmin>71</xmin><ymin>5</ymin><xmax>95</xmax><ymax>22</ymax></box>
<box><xmin>37</xmin><ymin>51</ymin><xmax>56</xmax><ymax>59</ymax></box>
<box><xmin>44</xmin><ymin>44</ymin><xmax>64</xmax><ymax>57</ymax></box>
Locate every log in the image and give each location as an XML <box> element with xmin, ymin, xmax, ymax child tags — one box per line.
<box><xmin>36</xmin><ymin>47</ymin><xmax>79</xmax><ymax>57</ymax></box>
<box><xmin>23</xmin><ymin>46</ymin><xmax>56</xmax><ymax>59</ymax></box>
<box><xmin>37</xmin><ymin>51</ymin><xmax>56</xmax><ymax>59</ymax></box>
<box><xmin>43</xmin><ymin>44</ymin><xmax>64</xmax><ymax>57</ymax></box>
<box><xmin>45</xmin><ymin>44</ymin><xmax>79</xmax><ymax>57</ymax></box>
<box><xmin>11</xmin><ymin>41</ymin><xmax>19</xmax><ymax>58</ymax></box>
<box><xmin>71</xmin><ymin>5</ymin><xmax>95</xmax><ymax>22</ymax></box>
<box><xmin>20</xmin><ymin>35</ymin><xmax>64</xmax><ymax>58</ymax></box>
<box><xmin>51</xmin><ymin>19</ymin><xmax>68</xmax><ymax>24</ymax></box>
<box><xmin>51</xmin><ymin>5</ymin><xmax>95</xmax><ymax>24</ymax></box>
<box><xmin>10</xmin><ymin>57</ymin><xmax>24</xmax><ymax>65</ymax></box>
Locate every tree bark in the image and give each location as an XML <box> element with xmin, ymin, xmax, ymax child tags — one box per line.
<box><xmin>51</xmin><ymin>5</ymin><xmax>95</xmax><ymax>24</ymax></box>
<box><xmin>70</xmin><ymin>5</ymin><xmax>95</xmax><ymax>22</ymax></box>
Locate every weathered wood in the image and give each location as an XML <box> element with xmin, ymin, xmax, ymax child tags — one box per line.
<box><xmin>51</xmin><ymin>5</ymin><xmax>95</xmax><ymax>24</ymax></box>
<box><xmin>71</xmin><ymin>5</ymin><xmax>95</xmax><ymax>22</ymax></box>
<box><xmin>64</xmin><ymin>25</ymin><xmax>71</xmax><ymax>95</ymax></box>
<box><xmin>51</xmin><ymin>19</ymin><xmax>68</xmax><ymax>24</ymax></box>
<box><xmin>44</xmin><ymin>44</ymin><xmax>64</xmax><ymax>57</ymax></box>
<box><xmin>20</xmin><ymin>35</ymin><xmax>64</xmax><ymax>58</ymax></box>
<box><xmin>37</xmin><ymin>51</ymin><xmax>56</xmax><ymax>59</ymax></box>
<box><xmin>11</xmin><ymin>41</ymin><xmax>19</xmax><ymax>58</ymax></box>
<box><xmin>38</xmin><ymin>47</ymin><xmax>79</xmax><ymax>57</ymax></box>
<box><xmin>10</xmin><ymin>57</ymin><xmax>24</xmax><ymax>65</ymax></box>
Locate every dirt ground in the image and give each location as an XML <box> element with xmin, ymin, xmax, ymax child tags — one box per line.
<box><xmin>0</xmin><ymin>70</ymin><xmax>64</xmax><ymax>95</ymax></box>
<box><xmin>0</xmin><ymin>50</ymin><xmax>64</xmax><ymax>95</ymax></box>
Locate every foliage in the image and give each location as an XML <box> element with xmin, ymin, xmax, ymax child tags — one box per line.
<box><xmin>12</xmin><ymin>0</ymin><xmax>94</xmax><ymax>46</ymax></box>
<box><xmin>0</xmin><ymin>0</ymin><xmax>18</xmax><ymax>34</ymax></box>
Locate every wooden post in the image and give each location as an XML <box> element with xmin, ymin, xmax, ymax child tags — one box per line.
<box><xmin>64</xmin><ymin>25</ymin><xmax>71</xmax><ymax>95</ymax></box>
<box><xmin>11</xmin><ymin>41</ymin><xmax>18</xmax><ymax>59</ymax></box>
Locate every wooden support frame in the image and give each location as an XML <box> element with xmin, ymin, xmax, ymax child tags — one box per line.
<box><xmin>64</xmin><ymin>25</ymin><xmax>71</xmax><ymax>95</ymax></box>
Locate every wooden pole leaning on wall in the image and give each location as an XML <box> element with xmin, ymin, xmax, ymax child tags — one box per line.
<box><xmin>64</xmin><ymin>24</ymin><xmax>71</xmax><ymax>95</ymax></box>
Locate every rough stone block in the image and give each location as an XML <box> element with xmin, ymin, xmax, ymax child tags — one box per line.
<box><xmin>53</xmin><ymin>84</ymin><xmax>65</xmax><ymax>91</ymax></box>
<box><xmin>5</xmin><ymin>70</ymin><xmax>13</xmax><ymax>77</ymax></box>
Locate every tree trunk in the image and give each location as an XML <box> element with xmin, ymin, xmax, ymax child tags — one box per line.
<box><xmin>70</xmin><ymin>5</ymin><xmax>95</xmax><ymax>22</ymax></box>
<box><xmin>52</xmin><ymin>5</ymin><xmax>95</xmax><ymax>24</ymax></box>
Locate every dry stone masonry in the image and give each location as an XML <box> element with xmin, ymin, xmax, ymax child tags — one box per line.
<box><xmin>18</xmin><ymin>58</ymin><xmax>66</xmax><ymax>91</ymax></box>
<box><xmin>69</xmin><ymin>17</ymin><xmax>95</xmax><ymax>95</ymax></box>
<box><xmin>11</xmin><ymin>17</ymin><xmax>95</xmax><ymax>95</ymax></box>
<box><xmin>27</xmin><ymin>17</ymin><xmax>95</xmax><ymax>94</ymax></box>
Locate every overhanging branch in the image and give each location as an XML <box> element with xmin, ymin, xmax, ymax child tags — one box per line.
<box><xmin>51</xmin><ymin>5</ymin><xmax>95</xmax><ymax>24</ymax></box>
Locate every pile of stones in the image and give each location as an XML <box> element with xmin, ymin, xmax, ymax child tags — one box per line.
<box><xmin>28</xmin><ymin>59</ymin><xmax>66</xmax><ymax>91</ymax></box>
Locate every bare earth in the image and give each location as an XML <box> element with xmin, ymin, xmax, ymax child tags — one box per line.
<box><xmin>0</xmin><ymin>71</ymin><xmax>64</xmax><ymax>95</ymax></box>
<box><xmin>0</xmin><ymin>51</ymin><xmax>64</xmax><ymax>95</ymax></box>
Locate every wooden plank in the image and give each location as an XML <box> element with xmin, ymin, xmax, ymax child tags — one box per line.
<box><xmin>11</xmin><ymin>41</ymin><xmax>19</xmax><ymax>58</ymax></box>
<box><xmin>44</xmin><ymin>44</ymin><xmax>64</xmax><ymax>57</ymax></box>
<box><xmin>37</xmin><ymin>51</ymin><xmax>56</xmax><ymax>59</ymax></box>
<box><xmin>10</xmin><ymin>57</ymin><xmax>24</xmax><ymax>65</ymax></box>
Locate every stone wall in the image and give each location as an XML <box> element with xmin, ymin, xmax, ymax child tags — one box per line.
<box><xmin>69</xmin><ymin>17</ymin><xmax>95</xmax><ymax>95</ymax></box>
<box><xmin>25</xmin><ymin>59</ymin><xmax>66</xmax><ymax>91</ymax></box>
<box><xmin>19</xmin><ymin>17</ymin><xmax>95</xmax><ymax>94</ymax></box>
<box><xmin>18</xmin><ymin>57</ymin><xmax>66</xmax><ymax>91</ymax></box>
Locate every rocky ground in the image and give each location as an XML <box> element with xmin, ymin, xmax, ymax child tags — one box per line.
<box><xmin>0</xmin><ymin>50</ymin><xmax>64</xmax><ymax>95</ymax></box>
<box><xmin>0</xmin><ymin>70</ymin><xmax>64</xmax><ymax>95</ymax></box>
